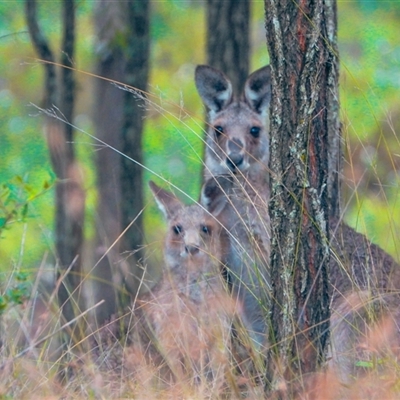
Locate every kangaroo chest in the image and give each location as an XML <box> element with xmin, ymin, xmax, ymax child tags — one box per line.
<box><xmin>229</xmin><ymin>178</ymin><xmax>271</xmax><ymax>259</ymax></box>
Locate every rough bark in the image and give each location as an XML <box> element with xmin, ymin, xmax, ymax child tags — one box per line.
<box><xmin>26</xmin><ymin>0</ymin><xmax>84</xmax><ymax>327</ymax></box>
<box><xmin>264</xmin><ymin>0</ymin><xmax>339</xmax><ymax>391</ymax></box>
<box><xmin>92</xmin><ymin>0</ymin><xmax>150</xmax><ymax>324</ymax></box>
<box><xmin>324</xmin><ymin>3</ymin><xmax>341</xmax><ymax>218</ymax></box>
<box><xmin>206</xmin><ymin>0</ymin><xmax>251</xmax><ymax>94</ymax></box>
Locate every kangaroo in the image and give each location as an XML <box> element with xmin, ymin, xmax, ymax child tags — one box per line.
<box><xmin>132</xmin><ymin>181</ymin><xmax>234</xmax><ymax>389</ymax></box>
<box><xmin>195</xmin><ymin>65</ymin><xmax>271</xmax><ymax>350</ymax></box>
<box><xmin>329</xmin><ymin>290</ymin><xmax>400</xmax><ymax>385</ymax></box>
<box><xmin>196</xmin><ymin>65</ymin><xmax>272</xmax><ymax>350</ymax></box>
<box><xmin>195</xmin><ymin>65</ymin><xmax>400</xmax><ymax>361</ymax></box>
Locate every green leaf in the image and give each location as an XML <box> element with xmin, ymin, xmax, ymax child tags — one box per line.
<box><xmin>15</xmin><ymin>271</ymin><xmax>28</xmax><ymax>282</ymax></box>
<box><xmin>6</xmin><ymin>282</ymin><xmax>30</xmax><ymax>305</ymax></box>
<box><xmin>355</xmin><ymin>360</ymin><xmax>374</xmax><ymax>368</ymax></box>
<box><xmin>0</xmin><ymin>295</ymin><xmax>8</xmax><ymax>314</ymax></box>
<box><xmin>21</xmin><ymin>203</ymin><xmax>28</xmax><ymax>220</ymax></box>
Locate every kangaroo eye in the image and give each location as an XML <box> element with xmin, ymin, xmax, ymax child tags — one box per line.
<box><xmin>250</xmin><ymin>126</ymin><xmax>261</xmax><ymax>138</ymax></box>
<box><xmin>172</xmin><ymin>225</ymin><xmax>182</xmax><ymax>235</ymax></box>
<box><xmin>214</xmin><ymin>126</ymin><xmax>223</xmax><ymax>138</ymax></box>
<box><xmin>201</xmin><ymin>225</ymin><xmax>212</xmax><ymax>235</ymax></box>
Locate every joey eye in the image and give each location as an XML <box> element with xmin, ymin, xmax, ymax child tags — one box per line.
<box><xmin>214</xmin><ymin>126</ymin><xmax>224</xmax><ymax>138</ymax></box>
<box><xmin>172</xmin><ymin>225</ymin><xmax>182</xmax><ymax>235</ymax></box>
<box><xmin>201</xmin><ymin>225</ymin><xmax>212</xmax><ymax>235</ymax></box>
<box><xmin>250</xmin><ymin>126</ymin><xmax>261</xmax><ymax>138</ymax></box>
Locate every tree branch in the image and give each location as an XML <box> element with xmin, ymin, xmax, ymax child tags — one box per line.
<box><xmin>25</xmin><ymin>0</ymin><xmax>57</xmax><ymax>107</ymax></box>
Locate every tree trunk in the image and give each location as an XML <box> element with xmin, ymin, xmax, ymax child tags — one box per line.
<box><xmin>206</xmin><ymin>0</ymin><xmax>250</xmax><ymax>94</ymax></box>
<box><xmin>120</xmin><ymin>0</ymin><xmax>150</xmax><ymax>267</ymax></box>
<box><xmin>264</xmin><ymin>0</ymin><xmax>339</xmax><ymax>392</ymax></box>
<box><xmin>26</xmin><ymin>0</ymin><xmax>85</xmax><ymax>328</ymax></box>
<box><xmin>92</xmin><ymin>0</ymin><xmax>150</xmax><ymax>324</ymax></box>
<box><xmin>92</xmin><ymin>0</ymin><xmax>125</xmax><ymax>325</ymax></box>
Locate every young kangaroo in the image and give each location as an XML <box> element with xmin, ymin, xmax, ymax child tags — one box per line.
<box><xmin>133</xmin><ymin>181</ymin><xmax>234</xmax><ymax>389</ymax></box>
<box><xmin>196</xmin><ymin>65</ymin><xmax>400</xmax><ymax>357</ymax></box>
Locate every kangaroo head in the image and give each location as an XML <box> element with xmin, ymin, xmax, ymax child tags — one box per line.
<box><xmin>195</xmin><ymin>65</ymin><xmax>271</xmax><ymax>179</ymax></box>
<box><xmin>149</xmin><ymin>181</ymin><xmax>225</xmax><ymax>271</ymax></box>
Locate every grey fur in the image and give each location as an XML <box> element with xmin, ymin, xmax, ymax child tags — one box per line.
<box><xmin>196</xmin><ymin>65</ymin><xmax>400</xmax><ymax>378</ymax></box>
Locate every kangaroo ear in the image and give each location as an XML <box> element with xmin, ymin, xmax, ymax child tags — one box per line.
<box><xmin>244</xmin><ymin>65</ymin><xmax>271</xmax><ymax>116</ymax></box>
<box><xmin>200</xmin><ymin>175</ymin><xmax>233</xmax><ymax>218</ymax></box>
<box><xmin>149</xmin><ymin>181</ymin><xmax>182</xmax><ymax>219</ymax></box>
<box><xmin>195</xmin><ymin>65</ymin><xmax>233</xmax><ymax>115</ymax></box>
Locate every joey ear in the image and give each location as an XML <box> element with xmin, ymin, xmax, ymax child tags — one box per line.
<box><xmin>200</xmin><ymin>175</ymin><xmax>233</xmax><ymax>218</ymax></box>
<box><xmin>244</xmin><ymin>65</ymin><xmax>271</xmax><ymax>116</ymax></box>
<box><xmin>195</xmin><ymin>65</ymin><xmax>233</xmax><ymax>114</ymax></box>
<box><xmin>149</xmin><ymin>181</ymin><xmax>182</xmax><ymax>219</ymax></box>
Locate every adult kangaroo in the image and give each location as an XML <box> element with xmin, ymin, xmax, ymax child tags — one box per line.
<box><xmin>196</xmin><ymin>65</ymin><xmax>400</xmax><ymax>365</ymax></box>
<box><xmin>196</xmin><ymin>65</ymin><xmax>272</xmax><ymax>350</ymax></box>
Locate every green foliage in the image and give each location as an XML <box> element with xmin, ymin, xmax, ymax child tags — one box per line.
<box><xmin>0</xmin><ymin>1</ymin><xmax>399</xmax><ymax>278</ymax></box>
<box><xmin>338</xmin><ymin>3</ymin><xmax>400</xmax><ymax>260</ymax></box>
<box><xmin>0</xmin><ymin>270</ymin><xmax>31</xmax><ymax>315</ymax></box>
<box><xmin>0</xmin><ymin>176</ymin><xmax>54</xmax><ymax>234</ymax></box>
<box><xmin>0</xmin><ymin>175</ymin><xmax>55</xmax><ymax>272</ymax></box>
<box><xmin>0</xmin><ymin>1</ymin><xmax>95</xmax><ymax>271</ymax></box>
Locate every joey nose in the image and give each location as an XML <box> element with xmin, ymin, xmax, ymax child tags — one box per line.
<box><xmin>227</xmin><ymin>152</ymin><xmax>244</xmax><ymax>171</ymax></box>
<box><xmin>185</xmin><ymin>245</ymin><xmax>199</xmax><ymax>255</ymax></box>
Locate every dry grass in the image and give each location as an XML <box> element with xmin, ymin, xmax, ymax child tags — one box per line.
<box><xmin>2</xmin><ymin>265</ymin><xmax>400</xmax><ymax>400</ymax></box>
<box><xmin>0</xmin><ymin>285</ymin><xmax>258</xmax><ymax>399</ymax></box>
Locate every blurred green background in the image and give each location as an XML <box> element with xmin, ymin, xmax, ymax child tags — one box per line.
<box><xmin>0</xmin><ymin>0</ymin><xmax>399</xmax><ymax>278</ymax></box>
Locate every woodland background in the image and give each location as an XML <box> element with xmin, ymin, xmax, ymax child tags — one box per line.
<box><xmin>1</xmin><ymin>0</ymin><xmax>400</xmax><ymax>308</ymax></box>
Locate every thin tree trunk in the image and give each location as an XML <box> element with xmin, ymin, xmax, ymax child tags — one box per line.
<box><xmin>57</xmin><ymin>0</ymin><xmax>85</xmax><ymax>329</ymax></box>
<box><xmin>206</xmin><ymin>0</ymin><xmax>251</xmax><ymax>94</ymax></box>
<box><xmin>26</xmin><ymin>0</ymin><xmax>84</xmax><ymax>328</ymax></box>
<box><xmin>92</xmin><ymin>0</ymin><xmax>150</xmax><ymax>323</ymax></box>
<box><xmin>120</xmin><ymin>0</ymin><xmax>150</xmax><ymax>266</ymax></box>
<box><xmin>264</xmin><ymin>0</ymin><xmax>339</xmax><ymax>392</ymax></box>
<box><xmin>25</xmin><ymin>0</ymin><xmax>57</xmax><ymax>106</ymax></box>
<box><xmin>203</xmin><ymin>0</ymin><xmax>251</xmax><ymax>188</ymax></box>
<box><xmin>92</xmin><ymin>0</ymin><xmax>125</xmax><ymax>325</ymax></box>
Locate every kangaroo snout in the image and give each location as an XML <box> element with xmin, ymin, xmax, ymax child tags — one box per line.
<box><xmin>185</xmin><ymin>244</ymin><xmax>200</xmax><ymax>255</ymax></box>
<box><xmin>226</xmin><ymin>152</ymin><xmax>244</xmax><ymax>171</ymax></box>
<box><xmin>227</xmin><ymin>138</ymin><xmax>244</xmax><ymax>171</ymax></box>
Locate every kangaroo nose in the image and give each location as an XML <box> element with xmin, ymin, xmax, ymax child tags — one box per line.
<box><xmin>227</xmin><ymin>138</ymin><xmax>244</xmax><ymax>171</ymax></box>
<box><xmin>185</xmin><ymin>245</ymin><xmax>199</xmax><ymax>255</ymax></box>
<box><xmin>228</xmin><ymin>138</ymin><xmax>243</xmax><ymax>152</ymax></box>
<box><xmin>227</xmin><ymin>152</ymin><xmax>244</xmax><ymax>171</ymax></box>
